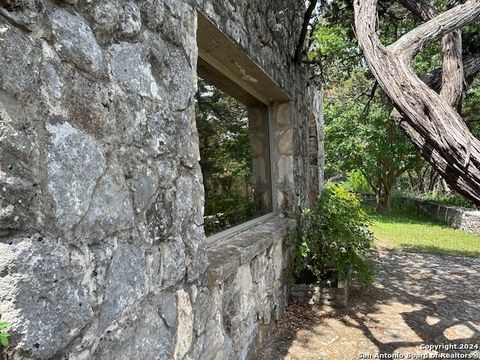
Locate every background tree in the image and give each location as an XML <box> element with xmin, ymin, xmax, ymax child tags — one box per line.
<box><xmin>325</xmin><ymin>70</ymin><xmax>421</xmax><ymax>212</ymax></box>
<box><xmin>300</xmin><ymin>0</ymin><xmax>480</xmax><ymax>209</ymax></box>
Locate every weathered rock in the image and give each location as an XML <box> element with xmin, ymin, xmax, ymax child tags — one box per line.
<box><xmin>174</xmin><ymin>288</ymin><xmax>193</xmax><ymax>359</ymax></box>
<box><xmin>78</xmin><ymin>164</ymin><xmax>134</xmax><ymax>242</ymax></box>
<box><xmin>193</xmin><ymin>288</ymin><xmax>214</xmax><ymax>335</ymax></box>
<box><xmin>197</xmin><ymin>312</ymin><xmax>225</xmax><ymax>359</ymax></box>
<box><xmin>160</xmin><ymin>291</ymin><xmax>177</xmax><ymax>328</ymax></box>
<box><xmin>99</xmin><ymin>242</ymin><xmax>148</xmax><ymax>329</ymax></box>
<box><xmin>159</xmin><ymin>235</ymin><xmax>186</xmax><ymax>287</ymax></box>
<box><xmin>92</xmin><ymin>321</ymin><xmax>135</xmax><ymax>360</ymax></box>
<box><xmin>109</xmin><ymin>42</ymin><xmax>163</xmax><ymax>100</ymax></box>
<box><xmin>49</xmin><ymin>9</ymin><xmax>105</xmax><ymax>76</ymax></box>
<box><xmin>0</xmin><ymin>104</ymin><xmax>44</xmax><ymax>234</ymax></box>
<box><xmin>130</xmin><ymin>163</ymin><xmax>158</xmax><ymax>213</ymax></box>
<box><xmin>58</xmin><ymin>68</ymin><xmax>116</xmax><ymax>138</ymax></box>
<box><xmin>0</xmin><ymin>19</ymin><xmax>40</xmax><ymax>98</ymax></box>
<box><xmin>131</xmin><ymin>302</ymin><xmax>173</xmax><ymax>360</ymax></box>
<box><xmin>145</xmin><ymin>108</ymin><xmax>176</xmax><ymax>156</ymax></box>
<box><xmin>0</xmin><ymin>0</ymin><xmax>43</xmax><ymax>31</ymax></box>
<box><xmin>0</xmin><ymin>236</ymin><xmax>93</xmax><ymax>359</ymax></box>
<box><xmin>46</xmin><ymin>121</ymin><xmax>106</xmax><ymax>231</ymax></box>
<box><xmin>120</xmin><ymin>2</ymin><xmax>142</xmax><ymax>37</ymax></box>
<box><xmin>174</xmin><ymin>175</ymin><xmax>194</xmax><ymax>229</ymax></box>
<box><xmin>156</xmin><ymin>159</ymin><xmax>178</xmax><ymax>189</ymax></box>
<box><xmin>92</xmin><ymin>1</ymin><xmax>119</xmax><ymax>32</ymax></box>
<box><xmin>169</xmin><ymin>47</ymin><xmax>194</xmax><ymax>110</ymax></box>
<box><xmin>146</xmin><ymin>189</ymin><xmax>175</xmax><ymax>242</ymax></box>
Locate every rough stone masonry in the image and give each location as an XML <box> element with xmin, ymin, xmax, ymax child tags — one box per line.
<box><xmin>0</xmin><ymin>0</ymin><xmax>321</xmax><ymax>359</ymax></box>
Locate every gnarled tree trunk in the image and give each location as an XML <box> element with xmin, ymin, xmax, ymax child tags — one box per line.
<box><xmin>354</xmin><ymin>0</ymin><xmax>480</xmax><ymax>205</ymax></box>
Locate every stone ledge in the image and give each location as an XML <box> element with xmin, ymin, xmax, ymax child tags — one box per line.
<box><xmin>206</xmin><ymin>216</ymin><xmax>295</xmax><ymax>286</ymax></box>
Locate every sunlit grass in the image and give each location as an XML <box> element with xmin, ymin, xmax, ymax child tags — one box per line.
<box><xmin>365</xmin><ymin>206</ymin><xmax>480</xmax><ymax>258</ymax></box>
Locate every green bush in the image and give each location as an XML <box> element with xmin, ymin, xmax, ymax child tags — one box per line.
<box><xmin>0</xmin><ymin>321</ymin><xmax>10</xmax><ymax>348</ymax></box>
<box><xmin>295</xmin><ymin>184</ymin><xmax>375</xmax><ymax>287</ymax></box>
<box><xmin>343</xmin><ymin>170</ymin><xmax>373</xmax><ymax>194</ymax></box>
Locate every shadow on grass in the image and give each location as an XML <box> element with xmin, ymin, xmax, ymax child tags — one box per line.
<box><xmin>399</xmin><ymin>244</ymin><xmax>480</xmax><ymax>258</ymax></box>
<box><xmin>364</xmin><ymin>205</ymin><xmax>446</xmax><ymax>227</ymax></box>
<box><xmin>364</xmin><ymin>205</ymin><xmax>480</xmax><ymax>258</ymax></box>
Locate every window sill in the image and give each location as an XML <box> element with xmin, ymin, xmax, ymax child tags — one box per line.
<box><xmin>206</xmin><ymin>215</ymin><xmax>296</xmax><ymax>286</ymax></box>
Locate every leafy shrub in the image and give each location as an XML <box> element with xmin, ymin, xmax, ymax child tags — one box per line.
<box><xmin>343</xmin><ymin>170</ymin><xmax>373</xmax><ymax>194</ymax></box>
<box><xmin>0</xmin><ymin>321</ymin><xmax>10</xmax><ymax>348</ymax></box>
<box><xmin>295</xmin><ymin>184</ymin><xmax>375</xmax><ymax>287</ymax></box>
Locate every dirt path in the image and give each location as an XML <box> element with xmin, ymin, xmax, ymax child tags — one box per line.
<box><xmin>257</xmin><ymin>250</ymin><xmax>480</xmax><ymax>360</ymax></box>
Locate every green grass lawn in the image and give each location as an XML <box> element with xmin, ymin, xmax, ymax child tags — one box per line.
<box><xmin>366</xmin><ymin>206</ymin><xmax>480</xmax><ymax>258</ymax></box>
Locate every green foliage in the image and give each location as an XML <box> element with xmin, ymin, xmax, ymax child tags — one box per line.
<box><xmin>413</xmin><ymin>42</ymin><xmax>442</xmax><ymax>77</ymax></box>
<box><xmin>309</xmin><ymin>20</ymin><xmax>360</xmax><ymax>84</ymax></box>
<box><xmin>295</xmin><ymin>184</ymin><xmax>375</xmax><ymax>287</ymax></box>
<box><xmin>324</xmin><ymin>70</ymin><xmax>422</xmax><ymax>209</ymax></box>
<box><xmin>0</xmin><ymin>321</ymin><xmax>10</xmax><ymax>348</ymax></box>
<box><xmin>420</xmin><ymin>192</ymin><xmax>478</xmax><ymax>209</ymax></box>
<box><xmin>343</xmin><ymin>170</ymin><xmax>372</xmax><ymax>194</ymax></box>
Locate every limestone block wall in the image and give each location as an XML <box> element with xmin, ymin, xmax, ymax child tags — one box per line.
<box><xmin>0</xmin><ymin>1</ymin><xmax>319</xmax><ymax>359</ymax></box>
<box><xmin>200</xmin><ymin>218</ymin><xmax>295</xmax><ymax>359</ymax></box>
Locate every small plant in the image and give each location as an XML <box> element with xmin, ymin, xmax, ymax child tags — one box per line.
<box><xmin>0</xmin><ymin>321</ymin><xmax>10</xmax><ymax>348</ymax></box>
<box><xmin>295</xmin><ymin>184</ymin><xmax>375</xmax><ymax>287</ymax></box>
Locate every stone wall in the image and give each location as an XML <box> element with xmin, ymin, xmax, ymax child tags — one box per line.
<box><xmin>396</xmin><ymin>198</ymin><xmax>480</xmax><ymax>235</ymax></box>
<box><xmin>0</xmin><ymin>1</ymin><xmax>319</xmax><ymax>359</ymax></box>
<box><xmin>203</xmin><ymin>218</ymin><xmax>295</xmax><ymax>359</ymax></box>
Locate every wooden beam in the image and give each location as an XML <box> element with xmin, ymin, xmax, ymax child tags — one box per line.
<box><xmin>197</xmin><ymin>12</ymin><xmax>291</xmax><ymax>106</ymax></box>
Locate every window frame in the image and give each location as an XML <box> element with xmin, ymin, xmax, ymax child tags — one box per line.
<box><xmin>196</xmin><ymin>11</ymin><xmax>290</xmax><ymax>245</ymax></box>
<box><xmin>204</xmin><ymin>106</ymin><xmax>277</xmax><ymax>246</ymax></box>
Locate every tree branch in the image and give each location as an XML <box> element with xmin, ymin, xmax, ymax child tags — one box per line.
<box><xmin>422</xmin><ymin>53</ymin><xmax>480</xmax><ymax>91</ymax></box>
<box><xmin>294</xmin><ymin>0</ymin><xmax>318</xmax><ymax>64</ymax></box>
<box><xmin>396</xmin><ymin>0</ymin><xmax>438</xmax><ymax>20</ymax></box>
<box><xmin>354</xmin><ymin>0</ymin><xmax>480</xmax><ymax>205</ymax></box>
<box><xmin>388</xmin><ymin>0</ymin><xmax>480</xmax><ymax>61</ymax></box>
<box><xmin>440</xmin><ymin>31</ymin><xmax>464</xmax><ymax>108</ymax></box>
<box><xmin>361</xmin><ymin>81</ymin><xmax>379</xmax><ymax>116</ymax></box>
<box><xmin>397</xmin><ymin>0</ymin><xmax>465</xmax><ymax>108</ymax></box>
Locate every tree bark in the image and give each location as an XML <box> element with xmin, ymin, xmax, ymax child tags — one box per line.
<box><xmin>294</xmin><ymin>0</ymin><xmax>318</xmax><ymax>64</ymax></box>
<box><xmin>396</xmin><ymin>0</ymin><xmax>465</xmax><ymax>108</ymax></box>
<box><xmin>422</xmin><ymin>54</ymin><xmax>480</xmax><ymax>92</ymax></box>
<box><xmin>376</xmin><ymin>187</ymin><xmax>392</xmax><ymax>213</ymax></box>
<box><xmin>396</xmin><ymin>0</ymin><xmax>437</xmax><ymax>20</ymax></box>
<box><xmin>354</xmin><ymin>0</ymin><xmax>480</xmax><ymax>205</ymax></box>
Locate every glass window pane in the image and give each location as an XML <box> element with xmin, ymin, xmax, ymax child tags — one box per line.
<box><xmin>195</xmin><ymin>78</ymin><xmax>272</xmax><ymax>236</ymax></box>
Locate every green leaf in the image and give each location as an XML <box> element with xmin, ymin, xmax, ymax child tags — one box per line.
<box><xmin>0</xmin><ymin>334</ymin><xmax>9</xmax><ymax>347</ymax></box>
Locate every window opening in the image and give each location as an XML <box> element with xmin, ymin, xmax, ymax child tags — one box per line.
<box><xmin>195</xmin><ymin>78</ymin><xmax>272</xmax><ymax>236</ymax></box>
